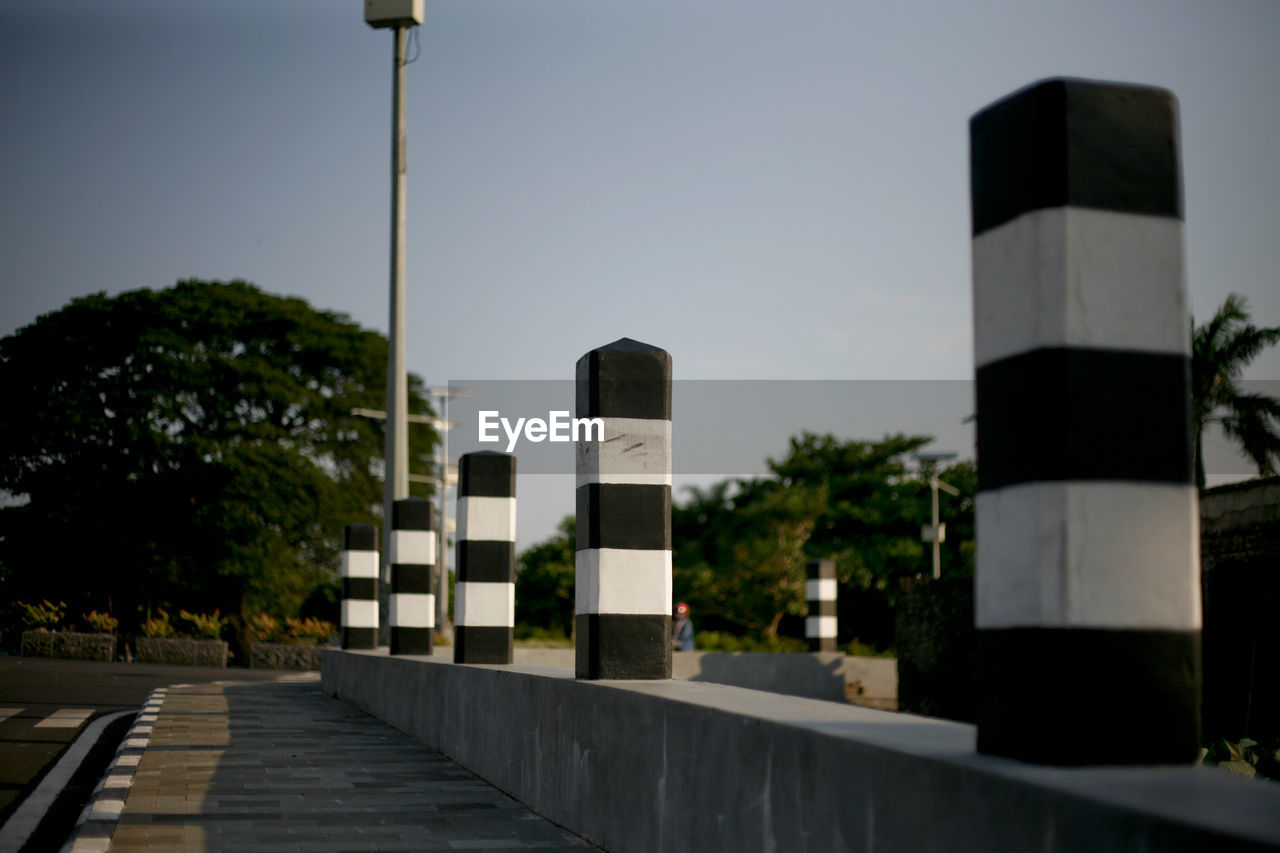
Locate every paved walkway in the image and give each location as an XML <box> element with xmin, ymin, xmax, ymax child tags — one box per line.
<box><xmin>67</xmin><ymin>676</ymin><xmax>598</xmax><ymax>852</ymax></box>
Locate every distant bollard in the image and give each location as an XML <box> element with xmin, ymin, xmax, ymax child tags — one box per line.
<box><xmin>341</xmin><ymin>523</ymin><xmax>379</xmax><ymax>650</ymax></box>
<box><xmin>575</xmin><ymin>338</ymin><xmax>673</xmax><ymax>679</ymax></box>
<box><xmin>389</xmin><ymin>497</ymin><xmax>436</xmax><ymax>655</ymax></box>
<box><xmin>454</xmin><ymin>452</ymin><xmax>516</xmax><ymax>664</ymax></box>
<box><xmin>806</xmin><ymin>559</ymin><xmax>837</xmax><ymax>652</ymax></box>
<box><xmin>970</xmin><ymin>78</ymin><xmax>1200</xmax><ymax>764</ymax></box>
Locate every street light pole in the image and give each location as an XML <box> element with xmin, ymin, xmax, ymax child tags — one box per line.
<box><xmin>383</xmin><ymin>22</ymin><xmax>410</xmax><ymax>597</ymax></box>
<box><xmin>915</xmin><ymin>451</ymin><xmax>959</xmax><ymax>579</ymax></box>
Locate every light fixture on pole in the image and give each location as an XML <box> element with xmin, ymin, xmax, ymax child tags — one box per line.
<box><xmin>914</xmin><ymin>451</ymin><xmax>958</xmax><ymax>579</ymax></box>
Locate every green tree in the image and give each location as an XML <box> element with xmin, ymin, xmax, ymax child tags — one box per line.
<box><xmin>672</xmin><ymin>432</ymin><xmax>977</xmax><ymax>648</ymax></box>
<box><xmin>515</xmin><ymin>515</ymin><xmax>576</xmax><ymax>636</ymax></box>
<box><xmin>673</xmin><ymin>476</ymin><xmax>826</xmax><ymax>637</ymax></box>
<box><xmin>0</xmin><ymin>280</ymin><xmax>436</xmax><ymax>632</ymax></box>
<box><xmin>1191</xmin><ymin>294</ymin><xmax>1280</xmax><ymax>489</ymax></box>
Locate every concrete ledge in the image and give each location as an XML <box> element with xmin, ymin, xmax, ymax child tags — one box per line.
<box><xmin>441</xmin><ymin>647</ymin><xmax>896</xmax><ymax>708</ymax></box>
<box><xmin>323</xmin><ymin>649</ymin><xmax>1280</xmax><ymax>852</ymax></box>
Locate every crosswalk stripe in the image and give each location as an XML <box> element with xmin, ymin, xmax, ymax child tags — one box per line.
<box><xmin>0</xmin><ymin>708</ymin><xmax>24</xmax><ymax>723</ymax></box>
<box><xmin>34</xmin><ymin>708</ymin><xmax>94</xmax><ymax>728</ymax></box>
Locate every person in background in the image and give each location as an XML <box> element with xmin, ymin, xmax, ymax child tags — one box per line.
<box><xmin>672</xmin><ymin>602</ymin><xmax>695</xmax><ymax>651</ymax></box>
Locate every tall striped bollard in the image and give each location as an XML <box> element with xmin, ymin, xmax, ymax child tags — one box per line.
<box><xmin>970</xmin><ymin>78</ymin><xmax>1200</xmax><ymax>764</ymax></box>
<box><xmin>454</xmin><ymin>452</ymin><xmax>516</xmax><ymax>664</ymax></box>
<box><xmin>390</xmin><ymin>497</ymin><xmax>435</xmax><ymax>655</ymax></box>
<box><xmin>575</xmin><ymin>338</ymin><xmax>673</xmax><ymax>679</ymax></box>
<box><xmin>806</xmin><ymin>559</ymin><xmax>837</xmax><ymax>652</ymax></box>
<box><xmin>341</xmin><ymin>523</ymin><xmax>379</xmax><ymax>650</ymax></box>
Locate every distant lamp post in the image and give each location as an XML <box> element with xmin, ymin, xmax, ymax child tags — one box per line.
<box><xmin>915</xmin><ymin>451</ymin><xmax>959</xmax><ymax>579</ymax></box>
<box><xmin>426</xmin><ymin>386</ymin><xmax>473</xmax><ymax>633</ymax></box>
<box><xmin>365</xmin><ymin>0</ymin><xmax>424</xmax><ymax>607</ymax></box>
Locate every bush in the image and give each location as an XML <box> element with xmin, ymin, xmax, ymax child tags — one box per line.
<box><xmin>514</xmin><ymin>625</ymin><xmax>574</xmax><ymax>648</ymax></box>
<box><xmin>246</xmin><ymin>613</ymin><xmax>334</xmax><ymax>645</ymax></box>
<box><xmin>246</xmin><ymin>612</ymin><xmax>280</xmax><ymax>643</ymax></box>
<box><xmin>1202</xmin><ymin>737</ymin><xmax>1280</xmax><ymax>782</ymax></box>
<box><xmin>283</xmin><ymin>617</ymin><xmax>334</xmax><ymax>645</ymax></box>
<box><xmin>82</xmin><ymin>610</ymin><xmax>118</xmax><ymax>634</ymax></box>
<box><xmin>19</xmin><ymin>600</ymin><xmax>66</xmax><ymax>631</ymax></box>
<box><xmin>179</xmin><ymin>609</ymin><xmax>226</xmax><ymax>640</ymax></box>
<box><xmin>842</xmin><ymin>638</ymin><xmax>896</xmax><ymax>659</ymax></box>
<box><xmin>142</xmin><ymin>609</ymin><xmax>176</xmax><ymax>638</ymax></box>
<box><xmin>693</xmin><ymin>631</ymin><xmax>806</xmax><ymax>653</ymax></box>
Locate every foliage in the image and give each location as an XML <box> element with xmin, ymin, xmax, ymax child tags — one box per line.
<box><xmin>1191</xmin><ymin>294</ymin><xmax>1280</xmax><ymax>488</ymax></box>
<box><xmin>515</xmin><ymin>516</ymin><xmax>576</xmax><ymax>636</ymax></box>
<box><xmin>693</xmin><ymin>631</ymin><xmax>806</xmax><ymax>653</ymax></box>
<box><xmin>283</xmin><ymin>617</ymin><xmax>335</xmax><ymax>645</ymax></box>
<box><xmin>142</xmin><ymin>609</ymin><xmax>176</xmax><ymax>638</ymax></box>
<box><xmin>180</xmin><ymin>609</ymin><xmax>227</xmax><ymax>640</ymax></box>
<box><xmin>1202</xmin><ymin>737</ymin><xmax>1280</xmax><ymax>783</ymax></box>
<box><xmin>513</xmin><ymin>626</ymin><xmax>575</xmax><ymax>648</ymax></box>
<box><xmin>842</xmin><ymin>638</ymin><xmax>895</xmax><ymax>659</ymax></box>
<box><xmin>246</xmin><ymin>612</ymin><xmax>280</xmax><ymax>643</ymax></box>
<box><xmin>0</xmin><ymin>280</ymin><xmax>437</xmax><ymax>630</ymax></box>
<box><xmin>245</xmin><ymin>611</ymin><xmax>334</xmax><ymax>644</ymax></box>
<box><xmin>82</xmin><ymin>610</ymin><xmax>118</xmax><ymax>634</ymax></box>
<box><xmin>19</xmin><ymin>600</ymin><xmax>66</xmax><ymax>631</ymax></box>
<box><xmin>672</xmin><ymin>433</ymin><xmax>976</xmax><ymax>649</ymax></box>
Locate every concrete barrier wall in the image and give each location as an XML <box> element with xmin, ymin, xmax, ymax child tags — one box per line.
<box><xmin>323</xmin><ymin>650</ymin><xmax>1280</xmax><ymax>853</ymax></box>
<box><xmin>433</xmin><ymin>647</ymin><xmax>897</xmax><ymax>708</ymax></box>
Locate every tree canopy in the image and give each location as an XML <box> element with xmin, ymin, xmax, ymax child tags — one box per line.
<box><xmin>1191</xmin><ymin>293</ymin><xmax>1280</xmax><ymax>488</ymax></box>
<box><xmin>0</xmin><ymin>280</ymin><xmax>436</xmax><ymax>630</ymax></box>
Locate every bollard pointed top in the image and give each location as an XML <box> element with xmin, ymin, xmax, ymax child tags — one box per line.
<box><xmin>392</xmin><ymin>496</ymin><xmax>433</xmax><ymax>531</ymax></box>
<box><xmin>576</xmin><ymin>339</ymin><xmax>671</xmax><ymax>420</ymax></box>
<box><xmin>970</xmin><ymin>76</ymin><xmax>1181</xmax><ymax>237</ymax></box>
<box><xmin>344</xmin><ymin>522</ymin><xmax>378</xmax><ymax>552</ymax></box>
<box><xmin>459</xmin><ymin>451</ymin><xmax>516</xmax><ymax>498</ymax></box>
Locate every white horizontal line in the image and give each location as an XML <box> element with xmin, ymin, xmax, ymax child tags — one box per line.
<box><xmin>35</xmin><ymin>709</ymin><xmax>93</xmax><ymax>728</ymax></box>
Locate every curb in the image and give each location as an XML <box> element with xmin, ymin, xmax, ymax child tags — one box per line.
<box><xmin>60</xmin><ymin>686</ymin><xmax>174</xmax><ymax>853</ymax></box>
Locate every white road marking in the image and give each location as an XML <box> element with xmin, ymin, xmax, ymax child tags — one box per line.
<box><xmin>0</xmin><ymin>709</ymin><xmax>23</xmax><ymax>724</ymax></box>
<box><xmin>0</xmin><ymin>710</ymin><xmax>132</xmax><ymax>853</ymax></box>
<box><xmin>34</xmin><ymin>709</ymin><xmax>93</xmax><ymax>729</ymax></box>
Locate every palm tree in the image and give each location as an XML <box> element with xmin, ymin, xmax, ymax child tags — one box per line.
<box><xmin>1191</xmin><ymin>294</ymin><xmax>1280</xmax><ymax>489</ymax></box>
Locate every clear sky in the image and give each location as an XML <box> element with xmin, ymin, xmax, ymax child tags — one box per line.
<box><xmin>2</xmin><ymin>0</ymin><xmax>1277</xmax><ymax>549</ymax></box>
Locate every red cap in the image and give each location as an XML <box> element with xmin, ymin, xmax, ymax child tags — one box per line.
<box><xmin>676</xmin><ymin>602</ymin><xmax>689</xmax><ymax>616</ymax></box>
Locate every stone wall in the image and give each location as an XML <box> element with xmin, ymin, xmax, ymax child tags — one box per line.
<box><xmin>21</xmin><ymin>631</ymin><xmax>115</xmax><ymax>662</ymax></box>
<box><xmin>249</xmin><ymin>642</ymin><xmax>325</xmax><ymax>671</ymax></box>
<box><xmin>135</xmin><ymin>637</ymin><xmax>228</xmax><ymax>667</ymax></box>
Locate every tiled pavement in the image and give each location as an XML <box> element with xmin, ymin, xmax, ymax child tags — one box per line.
<box><xmin>67</xmin><ymin>676</ymin><xmax>599</xmax><ymax>852</ymax></box>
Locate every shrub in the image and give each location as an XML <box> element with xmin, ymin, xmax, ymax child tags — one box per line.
<box><xmin>514</xmin><ymin>625</ymin><xmax>574</xmax><ymax>648</ymax></box>
<box><xmin>283</xmin><ymin>617</ymin><xmax>335</xmax><ymax>645</ymax></box>
<box><xmin>142</xmin><ymin>609</ymin><xmax>176</xmax><ymax>638</ymax></box>
<box><xmin>82</xmin><ymin>610</ymin><xmax>118</xmax><ymax>634</ymax></box>
<box><xmin>693</xmin><ymin>630</ymin><xmax>806</xmax><ymax>653</ymax></box>
<box><xmin>180</xmin><ymin>609</ymin><xmax>227</xmax><ymax>640</ymax></box>
<box><xmin>1203</xmin><ymin>737</ymin><xmax>1280</xmax><ymax>782</ymax></box>
<box><xmin>247</xmin><ymin>612</ymin><xmax>281</xmax><ymax>643</ymax></box>
<box><xmin>19</xmin><ymin>600</ymin><xmax>66</xmax><ymax>631</ymax></box>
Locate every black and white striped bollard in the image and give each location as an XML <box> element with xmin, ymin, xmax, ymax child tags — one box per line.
<box><xmin>341</xmin><ymin>523</ymin><xmax>379</xmax><ymax>650</ymax></box>
<box><xmin>389</xmin><ymin>497</ymin><xmax>435</xmax><ymax>655</ymax></box>
<box><xmin>454</xmin><ymin>452</ymin><xmax>516</xmax><ymax>664</ymax></box>
<box><xmin>806</xmin><ymin>559</ymin><xmax>837</xmax><ymax>652</ymax></box>
<box><xmin>970</xmin><ymin>78</ymin><xmax>1200</xmax><ymax>764</ymax></box>
<box><xmin>575</xmin><ymin>338</ymin><xmax>673</xmax><ymax>679</ymax></box>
